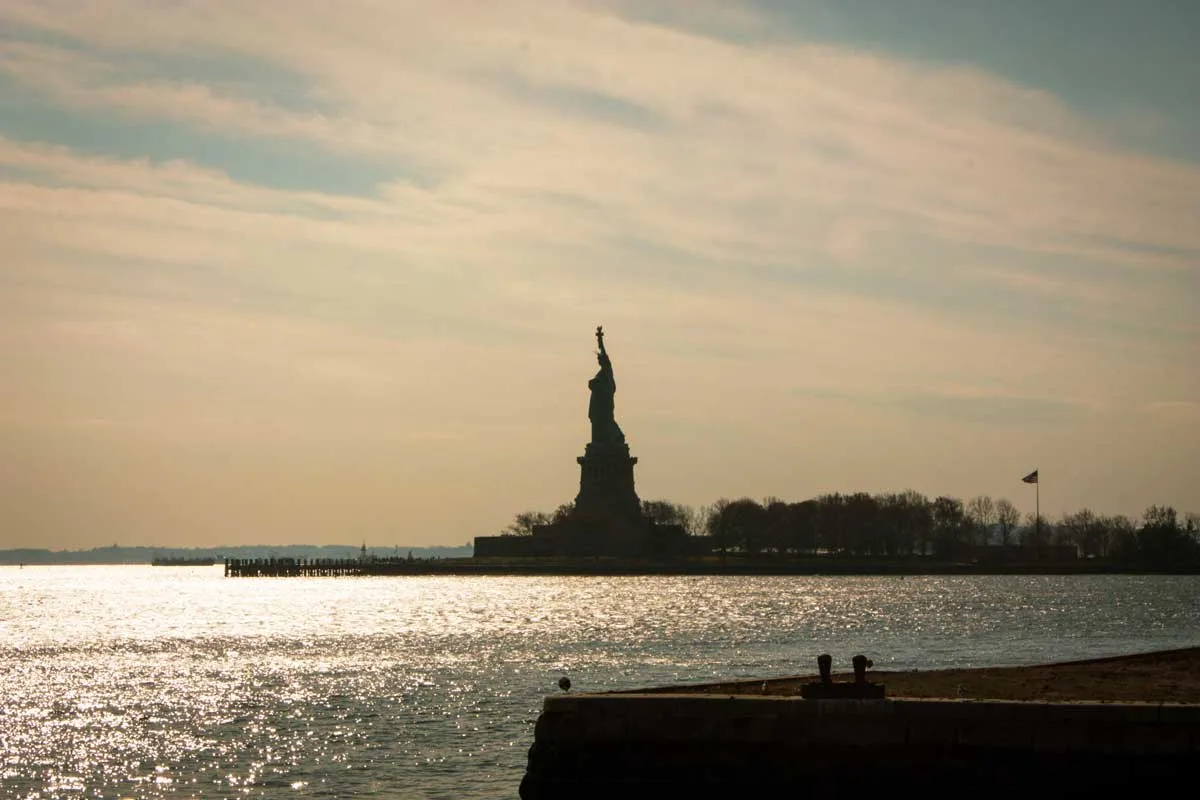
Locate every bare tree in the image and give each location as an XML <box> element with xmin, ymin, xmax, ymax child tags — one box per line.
<box><xmin>763</xmin><ymin>497</ymin><xmax>791</xmax><ymax>555</ymax></box>
<box><xmin>786</xmin><ymin>500</ymin><xmax>819</xmax><ymax>554</ymax></box>
<box><xmin>706</xmin><ymin>498</ymin><xmax>733</xmax><ymax>558</ymax></box>
<box><xmin>932</xmin><ymin>496</ymin><xmax>970</xmax><ymax>558</ymax></box>
<box><xmin>1138</xmin><ymin>505</ymin><xmax>1199</xmax><ymax>566</ymax></box>
<box><xmin>1104</xmin><ymin>515</ymin><xmax>1137</xmax><ymax>560</ymax></box>
<box><xmin>642</xmin><ymin>499</ymin><xmax>688</xmax><ymax>527</ymax></box>
<box><xmin>995</xmin><ymin>498</ymin><xmax>1019</xmax><ymax>546</ymax></box>
<box><xmin>1021</xmin><ymin>512</ymin><xmax>1052</xmax><ymax>548</ymax></box>
<box><xmin>505</xmin><ymin>510</ymin><xmax>550</xmax><ymax>536</ymax></box>
<box><xmin>723</xmin><ymin>497</ymin><xmax>767</xmax><ymax>556</ymax></box>
<box><xmin>966</xmin><ymin>495</ymin><xmax>996</xmax><ymax>546</ymax></box>
<box><xmin>1059</xmin><ymin>507</ymin><xmax>1109</xmax><ymax>557</ymax></box>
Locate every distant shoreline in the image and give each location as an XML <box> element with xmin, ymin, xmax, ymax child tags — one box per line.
<box><xmin>221</xmin><ymin>556</ymin><xmax>1200</xmax><ymax>577</ymax></box>
<box><xmin>0</xmin><ymin>544</ymin><xmax>473</xmax><ymax>566</ymax></box>
<box><xmin>5</xmin><ymin>554</ymin><xmax>1198</xmax><ymax>575</ymax></box>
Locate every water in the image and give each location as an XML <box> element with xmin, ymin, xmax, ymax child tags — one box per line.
<box><xmin>2</xmin><ymin>567</ymin><xmax>1197</xmax><ymax>798</ymax></box>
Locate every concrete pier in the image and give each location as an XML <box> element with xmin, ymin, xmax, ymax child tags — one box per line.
<box><xmin>518</xmin><ymin>692</ymin><xmax>1200</xmax><ymax>798</ymax></box>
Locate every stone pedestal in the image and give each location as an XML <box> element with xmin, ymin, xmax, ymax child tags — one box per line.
<box><xmin>574</xmin><ymin>442</ymin><xmax>641</xmax><ymax>519</ymax></box>
<box><xmin>474</xmin><ymin>437</ymin><xmax>701</xmax><ymax>560</ymax></box>
<box><xmin>546</xmin><ymin>442</ymin><xmax>644</xmax><ymax>557</ymax></box>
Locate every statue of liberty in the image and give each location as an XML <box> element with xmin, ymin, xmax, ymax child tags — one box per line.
<box><xmin>588</xmin><ymin>326</ymin><xmax>625</xmax><ymax>445</ymax></box>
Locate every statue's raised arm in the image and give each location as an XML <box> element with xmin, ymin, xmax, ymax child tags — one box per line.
<box><xmin>596</xmin><ymin>325</ymin><xmax>609</xmax><ymax>363</ymax></box>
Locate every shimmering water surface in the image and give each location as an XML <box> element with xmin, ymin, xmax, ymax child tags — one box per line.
<box><xmin>2</xmin><ymin>568</ymin><xmax>1198</xmax><ymax>798</ymax></box>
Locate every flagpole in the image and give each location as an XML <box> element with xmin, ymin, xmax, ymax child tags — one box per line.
<box><xmin>1035</xmin><ymin>478</ymin><xmax>1040</xmax><ymax>555</ymax></box>
<box><xmin>1022</xmin><ymin>469</ymin><xmax>1040</xmax><ymax>557</ymax></box>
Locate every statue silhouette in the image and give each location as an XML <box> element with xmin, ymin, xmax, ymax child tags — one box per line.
<box><xmin>588</xmin><ymin>326</ymin><xmax>625</xmax><ymax>445</ymax></box>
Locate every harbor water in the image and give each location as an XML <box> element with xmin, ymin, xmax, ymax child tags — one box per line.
<box><xmin>2</xmin><ymin>566</ymin><xmax>1198</xmax><ymax>798</ymax></box>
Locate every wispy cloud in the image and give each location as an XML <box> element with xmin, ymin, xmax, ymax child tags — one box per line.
<box><xmin>2</xmin><ymin>2</ymin><xmax>1195</xmax><ymax>354</ymax></box>
<box><xmin>0</xmin><ymin>1</ymin><xmax>1196</xmax><ymax>544</ymax></box>
<box><xmin>792</xmin><ymin>384</ymin><xmax>1091</xmax><ymax>425</ymax></box>
<box><xmin>3</xmin><ymin>2</ymin><xmax>1199</xmax><ymax>273</ymax></box>
<box><xmin>1140</xmin><ymin>401</ymin><xmax>1200</xmax><ymax>421</ymax></box>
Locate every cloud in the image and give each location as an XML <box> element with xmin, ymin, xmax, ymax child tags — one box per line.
<box><xmin>2</xmin><ymin>2</ymin><xmax>1199</xmax><ymax>277</ymax></box>
<box><xmin>792</xmin><ymin>384</ymin><xmax>1090</xmax><ymax>425</ymax></box>
<box><xmin>892</xmin><ymin>392</ymin><xmax>1088</xmax><ymax>424</ymax></box>
<box><xmin>1</xmin><ymin>2</ymin><xmax>1196</xmax><ymax>370</ymax></box>
<box><xmin>0</xmin><ymin>1</ymin><xmax>1197</xmax><ymax>542</ymax></box>
<box><xmin>1139</xmin><ymin>401</ymin><xmax>1200</xmax><ymax>421</ymax></box>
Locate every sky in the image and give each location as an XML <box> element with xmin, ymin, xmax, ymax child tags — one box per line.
<box><xmin>1</xmin><ymin>0</ymin><xmax>1197</xmax><ymax>550</ymax></box>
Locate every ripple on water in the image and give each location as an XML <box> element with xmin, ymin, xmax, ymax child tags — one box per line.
<box><xmin>1</xmin><ymin>568</ymin><xmax>1198</xmax><ymax>797</ymax></box>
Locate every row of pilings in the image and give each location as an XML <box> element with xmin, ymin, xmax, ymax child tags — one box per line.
<box><xmin>223</xmin><ymin>557</ymin><xmax>430</xmax><ymax>577</ymax></box>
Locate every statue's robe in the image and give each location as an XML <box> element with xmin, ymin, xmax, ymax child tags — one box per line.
<box><xmin>588</xmin><ymin>361</ymin><xmax>624</xmax><ymax>444</ymax></box>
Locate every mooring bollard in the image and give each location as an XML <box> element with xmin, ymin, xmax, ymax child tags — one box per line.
<box><xmin>818</xmin><ymin>653</ymin><xmax>833</xmax><ymax>685</ymax></box>
<box><xmin>802</xmin><ymin>654</ymin><xmax>885</xmax><ymax>699</ymax></box>
<box><xmin>852</xmin><ymin>654</ymin><xmax>874</xmax><ymax>686</ymax></box>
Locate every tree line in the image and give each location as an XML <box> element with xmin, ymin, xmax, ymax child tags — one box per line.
<box><xmin>502</xmin><ymin>493</ymin><xmax>1200</xmax><ymax>568</ymax></box>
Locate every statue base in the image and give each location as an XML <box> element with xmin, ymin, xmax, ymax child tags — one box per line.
<box><xmin>574</xmin><ymin>441</ymin><xmax>641</xmax><ymax>521</ymax></box>
<box><xmin>473</xmin><ymin>440</ymin><xmax>703</xmax><ymax>560</ymax></box>
<box><xmin>537</xmin><ymin>441</ymin><xmax>641</xmax><ymax>557</ymax></box>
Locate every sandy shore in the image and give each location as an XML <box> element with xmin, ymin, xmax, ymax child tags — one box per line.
<box><xmin>642</xmin><ymin>646</ymin><xmax>1200</xmax><ymax>703</ymax></box>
